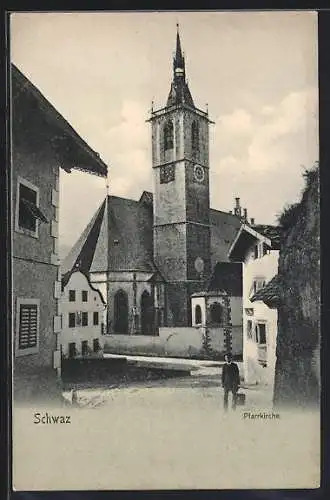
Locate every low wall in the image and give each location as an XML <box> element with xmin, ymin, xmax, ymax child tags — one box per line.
<box><xmin>159</xmin><ymin>327</ymin><xmax>204</xmax><ymax>357</ymax></box>
<box><xmin>103</xmin><ymin>325</ymin><xmax>243</xmax><ymax>359</ymax></box>
<box><xmin>104</xmin><ymin>329</ymin><xmax>203</xmax><ymax>358</ymax></box>
<box><xmin>208</xmin><ymin>326</ymin><xmax>242</xmax><ymax>356</ymax></box>
<box><xmin>104</xmin><ymin>335</ymin><xmax>165</xmax><ymax>356</ymax></box>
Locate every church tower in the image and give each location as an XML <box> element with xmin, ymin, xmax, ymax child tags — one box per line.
<box><xmin>148</xmin><ymin>26</ymin><xmax>213</xmax><ymax>326</ymax></box>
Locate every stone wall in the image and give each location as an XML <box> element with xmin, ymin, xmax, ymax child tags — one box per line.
<box><xmin>273</xmin><ymin>166</ymin><xmax>320</xmax><ymax>409</ymax></box>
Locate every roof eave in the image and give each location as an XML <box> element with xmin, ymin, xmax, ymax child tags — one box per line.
<box><xmin>12</xmin><ymin>64</ymin><xmax>108</xmax><ymax>178</ymax></box>
<box><xmin>228</xmin><ymin>224</ymin><xmax>272</xmax><ymax>261</ymax></box>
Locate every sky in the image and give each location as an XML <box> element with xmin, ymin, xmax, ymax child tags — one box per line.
<box><xmin>10</xmin><ymin>11</ymin><xmax>319</xmax><ymax>255</ymax></box>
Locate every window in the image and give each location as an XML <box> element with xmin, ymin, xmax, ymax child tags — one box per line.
<box><xmin>81</xmin><ymin>340</ymin><xmax>88</xmax><ymax>356</ymax></box>
<box><xmin>82</xmin><ymin>291</ymin><xmax>88</xmax><ymax>302</ymax></box>
<box><xmin>93</xmin><ymin>338</ymin><xmax>100</xmax><ymax>352</ymax></box>
<box><xmin>191</xmin><ymin>121</ymin><xmax>199</xmax><ymax>155</ymax></box>
<box><xmin>254</xmin><ymin>245</ymin><xmax>259</xmax><ymax>259</ymax></box>
<box><xmin>68</xmin><ymin>313</ymin><xmax>76</xmax><ymax>328</ymax></box>
<box><xmin>255</xmin><ymin>322</ymin><xmax>267</xmax><ymax>344</ymax></box>
<box><xmin>258</xmin><ymin>323</ymin><xmax>267</xmax><ymax>344</ymax></box>
<box><xmin>16</xmin><ymin>178</ymin><xmax>47</xmax><ymax>236</ymax></box>
<box><xmin>247</xmin><ymin>320</ymin><xmax>253</xmax><ymax>339</ymax></box>
<box><xmin>81</xmin><ymin>312</ymin><xmax>88</xmax><ymax>326</ymax></box>
<box><xmin>254</xmin><ymin>243</ymin><xmax>269</xmax><ymax>259</ymax></box>
<box><xmin>16</xmin><ymin>298</ymin><xmax>40</xmax><ymax>356</ymax></box>
<box><xmin>68</xmin><ymin>342</ymin><xmax>76</xmax><ymax>358</ymax></box>
<box><xmin>251</xmin><ymin>277</ymin><xmax>266</xmax><ymax>297</ymax></box>
<box><xmin>195</xmin><ymin>304</ymin><xmax>202</xmax><ymax>325</ymax></box>
<box><xmin>93</xmin><ymin>311</ymin><xmax>99</xmax><ymax>325</ymax></box>
<box><xmin>164</xmin><ymin>120</ymin><xmax>174</xmax><ymax>150</ymax></box>
<box><xmin>69</xmin><ymin>290</ymin><xmax>76</xmax><ymax>302</ymax></box>
<box><xmin>210</xmin><ymin>302</ymin><xmax>223</xmax><ymax>324</ymax></box>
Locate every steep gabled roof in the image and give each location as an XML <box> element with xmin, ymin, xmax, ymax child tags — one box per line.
<box><xmin>12</xmin><ymin>64</ymin><xmax>108</xmax><ymax>177</ymax></box>
<box><xmin>61</xmin><ymin>194</ymin><xmax>156</xmax><ymax>275</ymax></box>
<box><xmin>209</xmin><ymin>209</ymin><xmax>242</xmax><ymax>264</ymax></box>
<box><xmin>228</xmin><ymin>223</ymin><xmax>279</xmax><ymax>262</ymax></box>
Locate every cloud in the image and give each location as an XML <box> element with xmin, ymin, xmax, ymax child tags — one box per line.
<box><xmin>218</xmin><ymin>108</ymin><xmax>253</xmax><ymax>136</ymax></box>
<box><xmin>211</xmin><ymin>86</ymin><xmax>318</xmax><ymax>223</ymax></box>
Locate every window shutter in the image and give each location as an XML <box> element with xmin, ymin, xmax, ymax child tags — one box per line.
<box><xmin>19</xmin><ymin>304</ymin><xmax>38</xmax><ymax>349</ymax></box>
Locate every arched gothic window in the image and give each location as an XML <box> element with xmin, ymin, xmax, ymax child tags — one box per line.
<box><xmin>164</xmin><ymin>120</ymin><xmax>174</xmax><ymax>151</ymax></box>
<box><xmin>195</xmin><ymin>304</ymin><xmax>202</xmax><ymax>325</ymax></box>
<box><xmin>192</xmin><ymin>120</ymin><xmax>199</xmax><ymax>155</ymax></box>
<box><xmin>210</xmin><ymin>302</ymin><xmax>223</xmax><ymax>324</ymax></box>
<box><xmin>114</xmin><ymin>289</ymin><xmax>128</xmax><ymax>334</ymax></box>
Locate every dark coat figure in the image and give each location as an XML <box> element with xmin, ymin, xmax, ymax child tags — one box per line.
<box><xmin>222</xmin><ymin>354</ymin><xmax>240</xmax><ymax>411</ymax></box>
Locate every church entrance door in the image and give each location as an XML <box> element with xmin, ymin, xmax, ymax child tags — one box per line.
<box><xmin>114</xmin><ymin>290</ymin><xmax>128</xmax><ymax>334</ymax></box>
<box><xmin>141</xmin><ymin>290</ymin><xmax>154</xmax><ymax>335</ymax></box>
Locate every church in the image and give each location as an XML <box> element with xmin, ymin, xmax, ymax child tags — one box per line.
<box><xmin>62</xmin><ymin>28</ymin><xmax>250</xmax><ymax>336</ymax></box>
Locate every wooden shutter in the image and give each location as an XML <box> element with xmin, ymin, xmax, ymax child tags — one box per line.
<box><xmin>19</xmin><ymin>304</ymin><xmax>38</xmax><ymax>349</ymax></box>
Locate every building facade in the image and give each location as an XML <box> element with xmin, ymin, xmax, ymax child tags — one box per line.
<box><xmin>60</xmin><ymin>270</ymin><xmax>106</xmax><ymax>358</ymax></box>
<box><xmin>228</xmin><ymin>224</ymin><xmax>280</xmax><ymax>387</ymax></box>
<box><xmin>12</xmin><ymin>64</ymin><xmax>108</xmax><ymax>401</ymax></box>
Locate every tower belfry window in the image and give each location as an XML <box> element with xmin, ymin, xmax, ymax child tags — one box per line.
<box><xmin>164</xmin><ymin>120</ymin><xmax>174</xmax><ymax>151</ymax></box>
<box><xmin>192</xmin><ymin>121</ymin><xmax>199</xmax><ymax>155</ymax></box>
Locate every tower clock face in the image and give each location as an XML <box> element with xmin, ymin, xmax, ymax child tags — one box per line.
<box><xmin>194</xmin><ymin>164</ymin><xmax>205</xmax><ymax>183</ymax></box>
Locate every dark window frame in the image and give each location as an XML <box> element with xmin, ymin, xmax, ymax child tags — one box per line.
<box><xmin>68</xmin><ymin>312</ymin><xmax>76</xmax><ymax>328</ymax></box>
<box><xmin>164</xmin><ymin>120</ymin><xmax>174</xmax><ymax>151</ymax></box>
<box><xmin>16</xmin><ymin>179</ymin><xmax>48</xmax><ymax>235</ymax></box>
<box><xmin>93</xmin><ymin>311</ymin><xmax>99</xmax><ymax>325</ymax></box>
<box><xmin>81</xmin><ymin>311</ymin><xmax>88</xmax><ymax>327</ymax></box>
<box><xmin>195</xmin><ymin>304</ymin><xmax>202</xmax><ymax>325</ymax></box>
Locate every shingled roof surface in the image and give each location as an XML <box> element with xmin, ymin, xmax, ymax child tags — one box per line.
<box><xmin>61</xmin><ymin>195</ymin><xmax>155</xmax><ymax>275</ymax></box>
<box><xmin>250</xmin><ymin>274</ymin><xmax>282</xmax><ymax>306</ymax></box>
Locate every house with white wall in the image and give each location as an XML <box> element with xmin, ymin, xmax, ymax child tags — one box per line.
<box><xmin>228</xmin><ymin>224</ymin><xmax>280</xmax><ymax>388</ymax></box>
<box><xmin>60</xmin><ymin>270</ymin><xmax>106</xmax><ymax>358</ymax></box>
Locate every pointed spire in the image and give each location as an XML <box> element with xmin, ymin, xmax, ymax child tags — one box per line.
<box><xmin>167</xmin><ymin>24</ymin><xmax>194</xmax><ymax>108</ymax></box>
<box><xmin>174</xmin><ymin>24</ymin><xmax>185</xmax><ymax>76</ymax></box>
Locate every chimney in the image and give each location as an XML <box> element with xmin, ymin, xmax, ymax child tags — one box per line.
<box><xmin>243</xmin><ymin>208</ymin><xmax>248</xmax><ymax>221</ymax></box>
<box><xmin>234</xmin><ymin>197</ymin><xmax>242</xmax><ymax>217</ymax></box>
<box><xmin>250</xmin><ymin>218</ymin><xmax>255</xmax><ymax>226</ymax></box>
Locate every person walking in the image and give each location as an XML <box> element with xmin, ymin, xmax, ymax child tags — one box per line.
<box><xmin>222</xmin><ymin>353</ymin><xmax>240</xmax><ymax>411</ymax></box>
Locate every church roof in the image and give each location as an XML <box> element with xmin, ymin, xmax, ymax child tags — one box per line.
<box><xmin>61</xmin><ymin>195</ymin><xmax>155</xmax><ymax>275</ymax></box>
<box><xmin>210</xmin><ymin>209</ymin><xmax>242</xmax><ymax>264</ymax></box>
<box><xmin>61</xmin><ymin>193</ymin><xmax>242</xmax><ymax>278</ymax></box>
<box><xmin>207</xmin><ymin>262</ymin><xmax>243</xmax><ymax>296</ymax></box>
